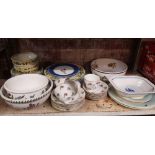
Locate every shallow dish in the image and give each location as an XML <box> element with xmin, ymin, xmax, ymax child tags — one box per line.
<box><xmin>11</xmin><ymin>52</ymin><xmax>38</xmax><ymax>65</ymax></box>
<box><xmin>109</xmin><ymin>76</ymin><xmax>155</xmax><ymax>99</ymax></box>
<box><xmin>108</xmin><ymin>87</ymin><xmax>155</xmax><ymax>110</ymax></box>
<box><xmin>3</xmin><ymin>74</ymin><xmax>49</xmax><ymax>100</ymax></box>
<box><xmin>0</xmin><ymin>80</ymin><xmax>53</xmax><ymax>109</ymax></box>
<box><xmin>91</xmin><ymin>58</ymin><xmax>128</xmax><ymax>74</ymax></box>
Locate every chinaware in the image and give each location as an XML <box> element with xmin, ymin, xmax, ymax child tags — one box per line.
<box><xmin>91</xmin><ymin>58</ymin><xmax>128</xmax><ymax>74</ymax></box>
<box><xmin>14</xmin><ymin>65</ymin><xmax>39</xmax><ymax>73</ymax></box>
<box><xmin>3</xmin><ymin>74</ymin><xmax>50</xmax><ymax>101</ymax></box>
<box><xmin>0</xmin><ymin>80</ymin><xmax>53</xmax><ymax>109</ymax></box>
<box><xmin>91</xmin><ymin>58</ymin><xmax>127</xmax><ymax>81</ymax></box>
<box><xmin>83</xmin><ymin>81</ymin><xmax>108</xmax><ymax>101</ymax></box>
<box><xmin>91</xmin><ymin>68</ymin><xmax>126</xmax><ymax>81</ymax></box>
<box><xmin>108</xmin><ymin>87</ymin><xmax>155</xmax><ymax>110</ymax></box>
<box><xmin>10</xmin><ymin>67</ymin><xmax>43</xmax><ymax>77</ymax></box>
<box><xmin>44</xmin><ymin>64</ymin><xmax>85</xmax><ymax>81</ymax></box>
<box><xmin>53</xmin><ymin>78</ymin><xmax>82</xmax><ymax>104</ymax></box>
<box><xmin>84</xmin><ymin>74</ymin><xmax>101</xmax><ymax>90</ymax></box>
<box><xmin>51</xmin><ymin>88</ymin><xmax>85</xmax><ymax>112</ymax></box>
<box><xmin>11</xmin><ymin>52</ymin><xmax>38</xmax><ymax>65</ymax></box>
<box><xmin>122</xmin><ymin>94</ymin><xmax>153</xmax><ymax>103</ymax></box>
<box><xmin>109</xmin><ymin>76</ymin><xmax>155</xmax><ymax>99</ymax></box>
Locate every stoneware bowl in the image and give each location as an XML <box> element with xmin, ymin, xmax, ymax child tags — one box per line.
<box><xmin>84</xmin><ymin>74</ymin><xmax>101</xmax><ymax>90</ymax></box>
<box><xmin>3</xmin><ymin>74</ymin><xmax>50</xmax><ymax>101</ymax></box>
<box><xmin>109</xmin><ymin>76</ymin><xmax>155</xmax><ymax>99</ymax></box>
<box><xmin>0</xmin><ymin>80</ymin><xmax>53</xmax><ymax>109</ymax></box>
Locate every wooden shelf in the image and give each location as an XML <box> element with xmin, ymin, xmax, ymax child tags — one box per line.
<box><xmin>0</xmin><ymin>79</ymin><xmax>155</xmax><ymax>115</ymax></box>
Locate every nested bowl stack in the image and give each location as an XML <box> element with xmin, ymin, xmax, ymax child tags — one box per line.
<box><xmin>11</xmin><ymin>52</ymin><xmax>43</xmax><ymax>76</ymax></box>
<box><xmin>0</xmin><ymin>74</ymin><xmax>53</xmax><ymax>109</ymax></box>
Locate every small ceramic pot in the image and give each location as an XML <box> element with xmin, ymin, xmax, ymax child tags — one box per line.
<box><xmin>84</xmin><ymin>74</ymin><xmax>101</xmax><ymax>90</ymax></box>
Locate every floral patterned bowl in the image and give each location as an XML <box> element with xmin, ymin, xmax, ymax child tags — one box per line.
<box><xmin>53</xmin><ymin>79</ymin><xmax>81</xmax><ymax>104</ymax></box>
<box><xmin>3</xmin><ymin>74</ymin><xmax>50</xmax><ymax>101</ymax></box>
<box><xmin>0</xmin><ymin>80</ymin><xmax>53</xmax><ymax>109</ymax></box>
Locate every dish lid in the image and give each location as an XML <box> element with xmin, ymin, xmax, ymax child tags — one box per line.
<box><xmin>91</xmin><ymin>58</ymin><xmax>128</xmax><ymax>73</ymax></box>
<box><xmin>11</xmin><ymin>52</ymin><xmax>38</xmax><ymax>63</ymax></box>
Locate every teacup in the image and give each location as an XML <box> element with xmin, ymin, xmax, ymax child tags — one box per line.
<box><xmin>84</xmin><ymin>74</ymin><xmax>101</xmax><ymax>90</ymax></box>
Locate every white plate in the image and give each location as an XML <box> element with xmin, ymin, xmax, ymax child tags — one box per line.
<box><xmin>91</xmin><ymin>58</ymin><xmax>128</xmax><ymax>73</ymax></box>
<box><xmin>108</xmin><ymin>87</ymin><xmax>155</xmax><ymax>110</ymax></box>
<box><xmin>122</xmin><ymin>94</ymin><xmax>152</xmax><ymax>103</ymax></box>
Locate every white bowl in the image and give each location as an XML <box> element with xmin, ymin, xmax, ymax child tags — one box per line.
<box><xmin>91</xmin><ymin>68</ymin><xmax>126</xmax><ymax>81</ymax></box>
<box><xmin>3</xmin><ymin>74</ymin><xmax>49</xmax><ymax>101</ymax></box>
<box><xmin>91</xmin><ymin>58</ymin><xmax>128</xmax><ymax>74</ymax></box>
<box><xmin>109</xmin><ymin>76</ymin><xmax>155</xmax><ymax>99</ymax></box>
<box><xmin>0</xmin><ymin>80</ymin><xmax>53</xmax><ymax>109</ymax></box>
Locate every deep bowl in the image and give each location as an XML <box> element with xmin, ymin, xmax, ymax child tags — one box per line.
<box><xmin>3</xmin><ymin>74</ymin><xmax>49</xmax><ymax>100</ymax></box>
<box><xmin>0</xmin><ymin>80</ymin><xmax>53</xmax><ymax>109</ymax></box>
<box><xmin>109</xmin><ymin>76</ymin><xmax>155</xmax><ymax>99</ymax></box>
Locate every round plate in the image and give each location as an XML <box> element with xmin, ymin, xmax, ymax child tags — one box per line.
<box><xmin>122</xmin><ymin>94</ymin><xmax>152</xmax><ymax>103</ymax></box>
<box><xmin>47</xmin><ymin>64</ymin><xmax>80</xmax><ymax>77</ymax></box>
<box><xmin>91</xmin><ymin>58</ymin><xmax>128</xmax><ymax>73</ymax></box>
<box><xmin>108</xmin><ymin>87</ymin><xmax>155</xmax><ymax>109</ymax></box>
<box><xmin>44</xmin><ymin>64</ymin><xmax>85</xmax><ymax>81</ymax></box>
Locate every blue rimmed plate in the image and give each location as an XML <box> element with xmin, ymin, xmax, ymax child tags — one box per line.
<box><xmin>47</xmin><ymin>64</ymin><xmax>80</xmax><ymax>77</ymax></box>
<box><xmin>44</xmin><ymin>64</ymin><xmax>85</xmax><ymax>81</ymax></box>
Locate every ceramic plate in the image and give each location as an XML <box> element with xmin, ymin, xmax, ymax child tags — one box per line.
<box><xmin>44</xmin><ymin>64</ymin><xmax>85</xmax><ymax>81</ymax></box>
<box><xmin>122</xmin><ymin>94</ymin><xmax>152</xmax><ymax>103</ymax></box>
<box><xmin>47</xmin><ymin>64</ymin><xmax>80</xmax><ymax>77</ymax></box>
<box><xmin>91</xmin><ymin>58</ymin><xmax>128</xmax><ymax>73</ymax></box>
<box><xmin>108</xmin><ymin>87</ymin><xmax>155</xmax><ymax>109</ymax></box>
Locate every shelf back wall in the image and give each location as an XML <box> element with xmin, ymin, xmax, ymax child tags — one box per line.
<box><xmin>0</xmin><ymin>38</ymin><xmax>140</xmax><ymax>78</ymax></box>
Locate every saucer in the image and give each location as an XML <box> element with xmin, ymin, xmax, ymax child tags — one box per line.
<box><xmin>122</xmin><ymin>94</ymin><xmax>152</xmax><ymax>103</ymax></box>
<box><xmin>108</xmin><ymin>87</ymin><xmax>155</xmax><ymax>110</ymax></box>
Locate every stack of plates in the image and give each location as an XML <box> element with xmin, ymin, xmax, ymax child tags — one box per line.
<box><xmin>11</xmin><ymin>52</ymin><xmax>43</xmax><ymax>77</ymax></box>
<box><xmin>44</xmin><ymin>63</ymin><xmax>85</xmax><ymax>81</ymax></box>
<box><xmin>108</xmin><ymin>76</ymin><xmax>155</xmax><ymax>109</ymax></box>
<box><xmin>0</xmin><ymin>74</ymin><xmax>53</xmax><ymax>109</ymax></box>
<box><xmin>91</xmin><ymin>58</ymin><xmax>128</xmax><ymax>81</ymax></box>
